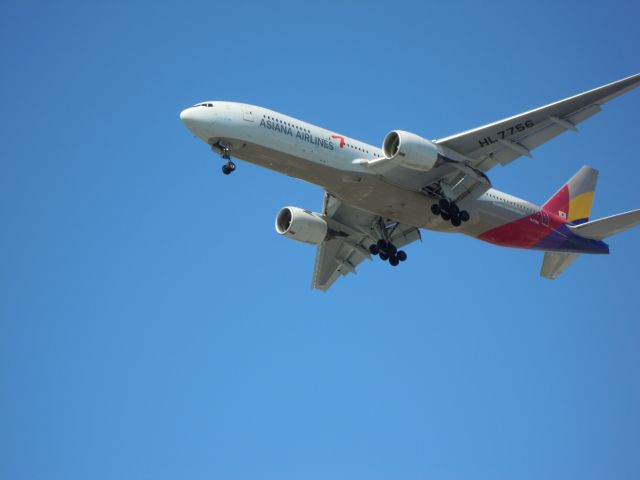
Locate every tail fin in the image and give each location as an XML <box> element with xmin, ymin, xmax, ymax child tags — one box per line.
<box><xmin>543</xmin><ymin>166</ymin><xmax>598</xmax><ymax>224</ymax></box>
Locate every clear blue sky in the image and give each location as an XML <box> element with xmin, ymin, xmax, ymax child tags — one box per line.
<box><xmin>1</xmin><ymin>1</ymin><xmax>639</xmax><ymax>479</ymax></box>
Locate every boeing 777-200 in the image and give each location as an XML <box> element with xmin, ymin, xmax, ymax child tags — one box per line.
<box><xmin>180</xmin><ymin>74</ymin><xmax>640</xmax><ymax>290</ymax></box>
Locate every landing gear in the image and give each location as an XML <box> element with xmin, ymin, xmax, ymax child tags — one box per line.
<box><xmin>431</xmin><ymin>198</ymin><xmax>469</xmax><ymax>227</ymax></box>
<box><xmin>368</xmin><ymin>218</ymin><xmax>410</xmax><ymax>268</ymax></box>
<box><xmin>213</xmin><ymin>141</ymin><xmax>236</xmax><ymax>175</ymax></box>
<box><xmin>221</xmin><ymin>162</ymin><xmax>236</xmax><ymax>175</ymax></box>
<box><xmin>370</xmin><ymin>239</ymin><xmax>407</xmax><ymax>267</ymax></box>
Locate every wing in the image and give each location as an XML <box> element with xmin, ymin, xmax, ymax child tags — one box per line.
<box><xmin>435</xmin><ymin>73</ymin><xmax>640</xmax><ymax>172</ymax></box>
<box><xmin>312</xmin><ymin>193</ymin><xmax>421</xmax><ymax>291</ymax></box>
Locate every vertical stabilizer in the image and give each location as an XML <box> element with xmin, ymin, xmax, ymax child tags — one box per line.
<box><xmin>543</xmin><ymin>166</ymin><xmax>598</xmax><ymax>224</ymax></box>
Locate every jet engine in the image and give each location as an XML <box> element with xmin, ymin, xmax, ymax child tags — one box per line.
<box><xmin>383</xmin><ymin>130</ymin><xmax>442</xmax><ymax>171</ymax></box>
<box><xmin>275</xmin><ymin>206</ymin><xmax>328</xmax><ymax>245</ymax></box>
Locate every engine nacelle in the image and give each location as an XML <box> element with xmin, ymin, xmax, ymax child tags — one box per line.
<box><xmin>275</xmin><ymin>206</ymin><xmax>328</xmax><ymax>245</ymax></box>
<box><xmin>382</xmin><ymin>130</ymin><xmax>441</xmax><ymax>172</ymax></box>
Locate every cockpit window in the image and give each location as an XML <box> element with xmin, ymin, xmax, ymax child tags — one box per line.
<box><xmin>192</xmin><ymin>103</ymin><xmax>214</xmax><ymax>107</ymax></box>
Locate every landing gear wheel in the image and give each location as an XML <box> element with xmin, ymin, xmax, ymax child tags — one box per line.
<box><xmin>431</xmin><ymin>204</ymin><xmax>441</xmax><ymax>215</ymax></box>
<box><xmin>450</xmin><ymin>203</ymin><xmax>460</xmax><ymax>216</ymax></box>
<box><xmin>441</xmin><ymin>212</ymin><xmax>451</xmax><ymax>221</ymax></box>
<box><xmin>375</xmin><ymin>219</ymin><xmax>410</xmax><ymax>266</ymax></box>
<box><xmin>451</xmin><ymin>215</ymin><xmax>461</xmax><ymax>227</ymax></box>
<box><xmin>222</xmin><ymin>161</ymin><xmax>236</xmax><ymax>175</ymax></box>
<box><xmin>460</xmin><ymin>210</ymin><xmax>470</xmax><ymax>222</ymax></box>
<box><xmin>438</xmin><ymin>198</ymin><xmax>450</xmax><ymax>211</ymax></box>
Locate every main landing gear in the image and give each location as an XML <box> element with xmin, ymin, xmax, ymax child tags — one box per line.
<box><xmin>431</xmin><ymin>198</ymin><xmax>469</xmax><ymax>227</ymax></box>
<box><xmin>214</xmin><ymin>141</ymin><xmax>236</xmax><ymax>175</ymax></box>
<box><xmin>368</xmin><ymin>239</ymin><xmax>407</xmax><ymax>267</ymax></box>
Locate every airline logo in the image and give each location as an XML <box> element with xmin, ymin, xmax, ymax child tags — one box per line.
<box><xmin>260</xmin><ymin>118</ymin><xmax>335</xmax><ymax>151</ymax></box>
<box><xmin>331</xmin><ymin>135</ymin><xmax>345</xmax><ymax>148</ymax></box>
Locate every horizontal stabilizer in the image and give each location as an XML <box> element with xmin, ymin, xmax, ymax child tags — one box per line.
<box><xmin>568</xmin><ymin>209</ymin><xmax>640</xmax><ymax>240</ymax></box>
<box><xmin>540</xmin><ymin>252</ymin><xmax>579</xmax><ymax>279</ymax></box>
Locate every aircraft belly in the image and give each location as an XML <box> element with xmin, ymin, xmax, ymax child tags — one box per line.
<box><xmin>228</xmin><ymin>139</ymin><xmax>435</xmax><ymax>226</ymax></box>
<box><xmin>464</xmin><ymin>199</ymin><xmax>524</xmax><ymax>235</ymax></box>
<box><xmin>207</xmin><ymin>137</ymin><xmax>593</xmax><ymax>253</ymax></box>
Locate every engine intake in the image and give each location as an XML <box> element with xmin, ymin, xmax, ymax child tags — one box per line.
<box><xmin>275</xmin><ymin>207</ymin><xmax>328</xmax><ymax>245</ymax></box>
<box><xmin>383</xmin><ymin>130</ymin><xmax>441</xmax><ymax>172</ymax></box>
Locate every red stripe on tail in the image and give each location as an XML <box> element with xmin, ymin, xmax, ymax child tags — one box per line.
<box><xmin>543</xmin><ymin>185</ymin><xmax>569</xmax><ymax>220</ymax></box>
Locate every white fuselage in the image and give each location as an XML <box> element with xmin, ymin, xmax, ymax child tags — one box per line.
<box><xmin>180</xmin><ymin>101</ymin><xmax>541</xmax><ymax>238</ymax></box>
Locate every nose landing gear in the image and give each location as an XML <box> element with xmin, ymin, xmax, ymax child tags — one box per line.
<box><xmin>213</xmin><ymin>141</ymin><xmax>236</xmax><ymax>175</ymax></box>
<box><xmin>221</xmin><ymin>162</ymin><xmax>236</xmax><ymax>175</ymax></box>
<box><xmin>431</xmin><ymin>199</ymin><xmax>469</xmax><ymax>227</ymax></box>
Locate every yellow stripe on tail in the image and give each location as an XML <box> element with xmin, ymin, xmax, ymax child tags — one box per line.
<box><xmin>568</xmin><ymin>191</ymin><xmax>595</xmax><ymax>222</ymax></box>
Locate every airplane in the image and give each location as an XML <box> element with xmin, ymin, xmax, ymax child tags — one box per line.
<box><xmin>180</xmin><ymin>73</ymin><xmax>640</xmax><ymax>291</ymax></box>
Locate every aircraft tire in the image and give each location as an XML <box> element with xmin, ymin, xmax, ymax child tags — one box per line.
<box><xmin>431</xmin><ymin>204</ymin><xmax>441</xmax><ymax>215</ymax></box>
<box><xmin>369</xmin><ymin>244</ymin><xmax>380</xmax><ymax>255</ymax></box>
<box><xmin>451</xmin><ymin>215</ymin><xmax>461</xmax><ymax>227</ymax></box>
<box><xmin>460</xmin><ymin>210</ymin><xmax>470</xmax><ymax>222</ymax></box>
<box><xmin>389</xmin><ymin>255</ymin><xmax>399</xmax><ymax>266</ymax></box>
<box><xmin>379</xmin><ymin>252</ymin><xmax>389</xmax><ymax>261</ymax></box>
<box><xmin>397</xmin><ymin>250</ymin><xmax>407</xmax><ymax>262</ymax></box>
<box><xmin>441</xmin><ymin>212</ymin><xmax>451</xmax><ymax>221</ymax></box>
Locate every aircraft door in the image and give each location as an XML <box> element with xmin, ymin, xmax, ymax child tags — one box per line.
<box><xmin>541</xmin><ymin>211</ymin><xmax>549</xmax><ymax>227</ymax></box>
<box><xmin>242</xmin><ymin>107</ymin><xmax>255</xmax><ymax>122</ymax></box>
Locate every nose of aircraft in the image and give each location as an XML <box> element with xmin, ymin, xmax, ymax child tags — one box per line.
<box><xmin>180</xmin><ymin>105</ymin><xmax>217</xmax><ymax>136</ymax></box>
<box><xmin>180</xmin><ymin>107</ymin><xmax>195</xmax><ymax>126</ymax></box>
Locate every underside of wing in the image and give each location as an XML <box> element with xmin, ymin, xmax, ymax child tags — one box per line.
<box><xmin>435</xmin><ymin>73</ymin><xmax>640</xmax><ymax>171</ymax></box>
<box><xmin>312</xmin><ymin>193</ymin><xmax>421</xmax><ymax>291</ymax></box>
